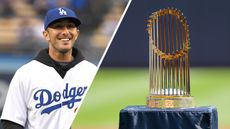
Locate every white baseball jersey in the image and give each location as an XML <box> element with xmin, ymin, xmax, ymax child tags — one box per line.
<box><xmin>1</xmin><ymin>51</ymin><xmax>97</xmax><ymax>129</ymax></box>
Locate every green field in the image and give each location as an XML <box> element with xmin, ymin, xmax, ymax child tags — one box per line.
<box><xmin>72</xmin><ymin>67</ymin><xmax>230</xmax><ymax>128</ymax></box>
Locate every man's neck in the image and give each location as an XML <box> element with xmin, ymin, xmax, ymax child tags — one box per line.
<box><xmin>49</xmin><ymin>49</ymin><xmax>74</xmax><ymax>62</ymax></box>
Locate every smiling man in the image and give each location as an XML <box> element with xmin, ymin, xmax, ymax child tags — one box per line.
<box><xmin>0</xmin><ymin>7</ymin><xmax>97</xmax><ymax>129</ymax></box>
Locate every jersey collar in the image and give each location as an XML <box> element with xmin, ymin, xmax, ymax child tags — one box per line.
<box><xmin>34</xmin><ymin>47</ymin><xmax>85</xmax><ymax>78</ymax></box>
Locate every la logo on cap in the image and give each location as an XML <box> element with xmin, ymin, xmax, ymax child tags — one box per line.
<box><xmin>59</xmin><ymin>8</ymin><xmax>67</xmax><ymax>15</ymax></box>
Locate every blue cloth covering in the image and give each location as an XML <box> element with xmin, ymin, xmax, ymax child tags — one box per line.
<box><xmin>119</xmin><ymin>106</ymin><xmax>218</xmax><ymax>129</ymax></box>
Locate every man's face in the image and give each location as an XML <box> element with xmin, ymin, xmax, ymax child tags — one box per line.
<box><xmin>43</xmin><ymin>19</ymin><xmax>79</xmax><ymax>54</ymax></box>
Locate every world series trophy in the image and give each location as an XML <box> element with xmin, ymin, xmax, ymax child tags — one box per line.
<box><xmin>118</xmin><ymin>8</ymin><xmax>218</xmax><ymax>129</ymax></box>
<box><xmin>146</xmin><ymin>8</ymin><xmax>193</xmax><ymax>108</ymax></box>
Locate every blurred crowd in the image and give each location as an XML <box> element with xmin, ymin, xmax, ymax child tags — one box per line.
<box><xmin>0</xmin><ymin>0</ymin><xmax>128</xmax><ymax>64</ymax></box>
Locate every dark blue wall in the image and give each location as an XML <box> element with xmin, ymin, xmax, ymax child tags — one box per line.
<box><xmin>102</xmin><ymin>0</ymin><xmax>230</xmax><ymax>67</ymax></box>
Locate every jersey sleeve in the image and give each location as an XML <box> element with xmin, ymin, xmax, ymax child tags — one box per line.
<box><xmin>0</xmin><ymin>69</ymin><xmax>27</xmax><ymax>127</ymax></box>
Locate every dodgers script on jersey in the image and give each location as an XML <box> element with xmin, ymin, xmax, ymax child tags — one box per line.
<box><xmin>1</xmin><ymin>60</ymin><xmax>97</xmax><ymax>129</ymax></box>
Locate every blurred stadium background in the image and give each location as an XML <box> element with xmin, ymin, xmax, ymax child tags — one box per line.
<box><xmin>1</xmin><ymin>0</ymin><xmax>230</xmax><ymax>129</ymax></box>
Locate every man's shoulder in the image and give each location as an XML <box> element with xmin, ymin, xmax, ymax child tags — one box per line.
<box><xmin>77</xmin><ymin>60</ymin><xmax>97</xmax><ymax>69</ymax></box>
<box><xmin>16</xmin><ymin>60</ymin><xmax>51</xmax><ymax>73</ymax></box>
<box><xmin>72</xmin><ymin>60</ymin><xmax>98</xmax><ymax>74</ymax></box>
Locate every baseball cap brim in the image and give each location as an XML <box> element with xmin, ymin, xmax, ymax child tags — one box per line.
<box><xmin>47</xmin><ymin>17</ymin><xmax>81</xmax><ymax>29</ymax></box>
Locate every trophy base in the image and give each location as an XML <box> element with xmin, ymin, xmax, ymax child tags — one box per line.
<box><xmin>147</xmin><ymin>95</ymin><xmax>194</xmax><ymax>108</ymax></box>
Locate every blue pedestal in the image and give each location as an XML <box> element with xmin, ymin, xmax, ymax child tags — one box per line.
<box><xmin>119</xmin><ymin>106</ymin><xmax>218</xmax><ymax>129</ymax></box>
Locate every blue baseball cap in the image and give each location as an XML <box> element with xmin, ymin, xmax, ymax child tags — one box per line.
<box><xmin>44</xmin><ymin>7</ymin><xmax>81</xmax><ymax>29</ymax></box>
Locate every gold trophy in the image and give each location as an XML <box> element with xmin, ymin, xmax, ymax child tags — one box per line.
<box><xmin>146</xmin><ymin>8</ymin><xmax>193</xmax><ymax>108</ymax></box>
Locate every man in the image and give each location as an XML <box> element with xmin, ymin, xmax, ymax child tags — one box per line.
<box><xmin>1</xmin><ymin>7</ymin><xmax>97</xmax><ymax>129</ymax></box>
